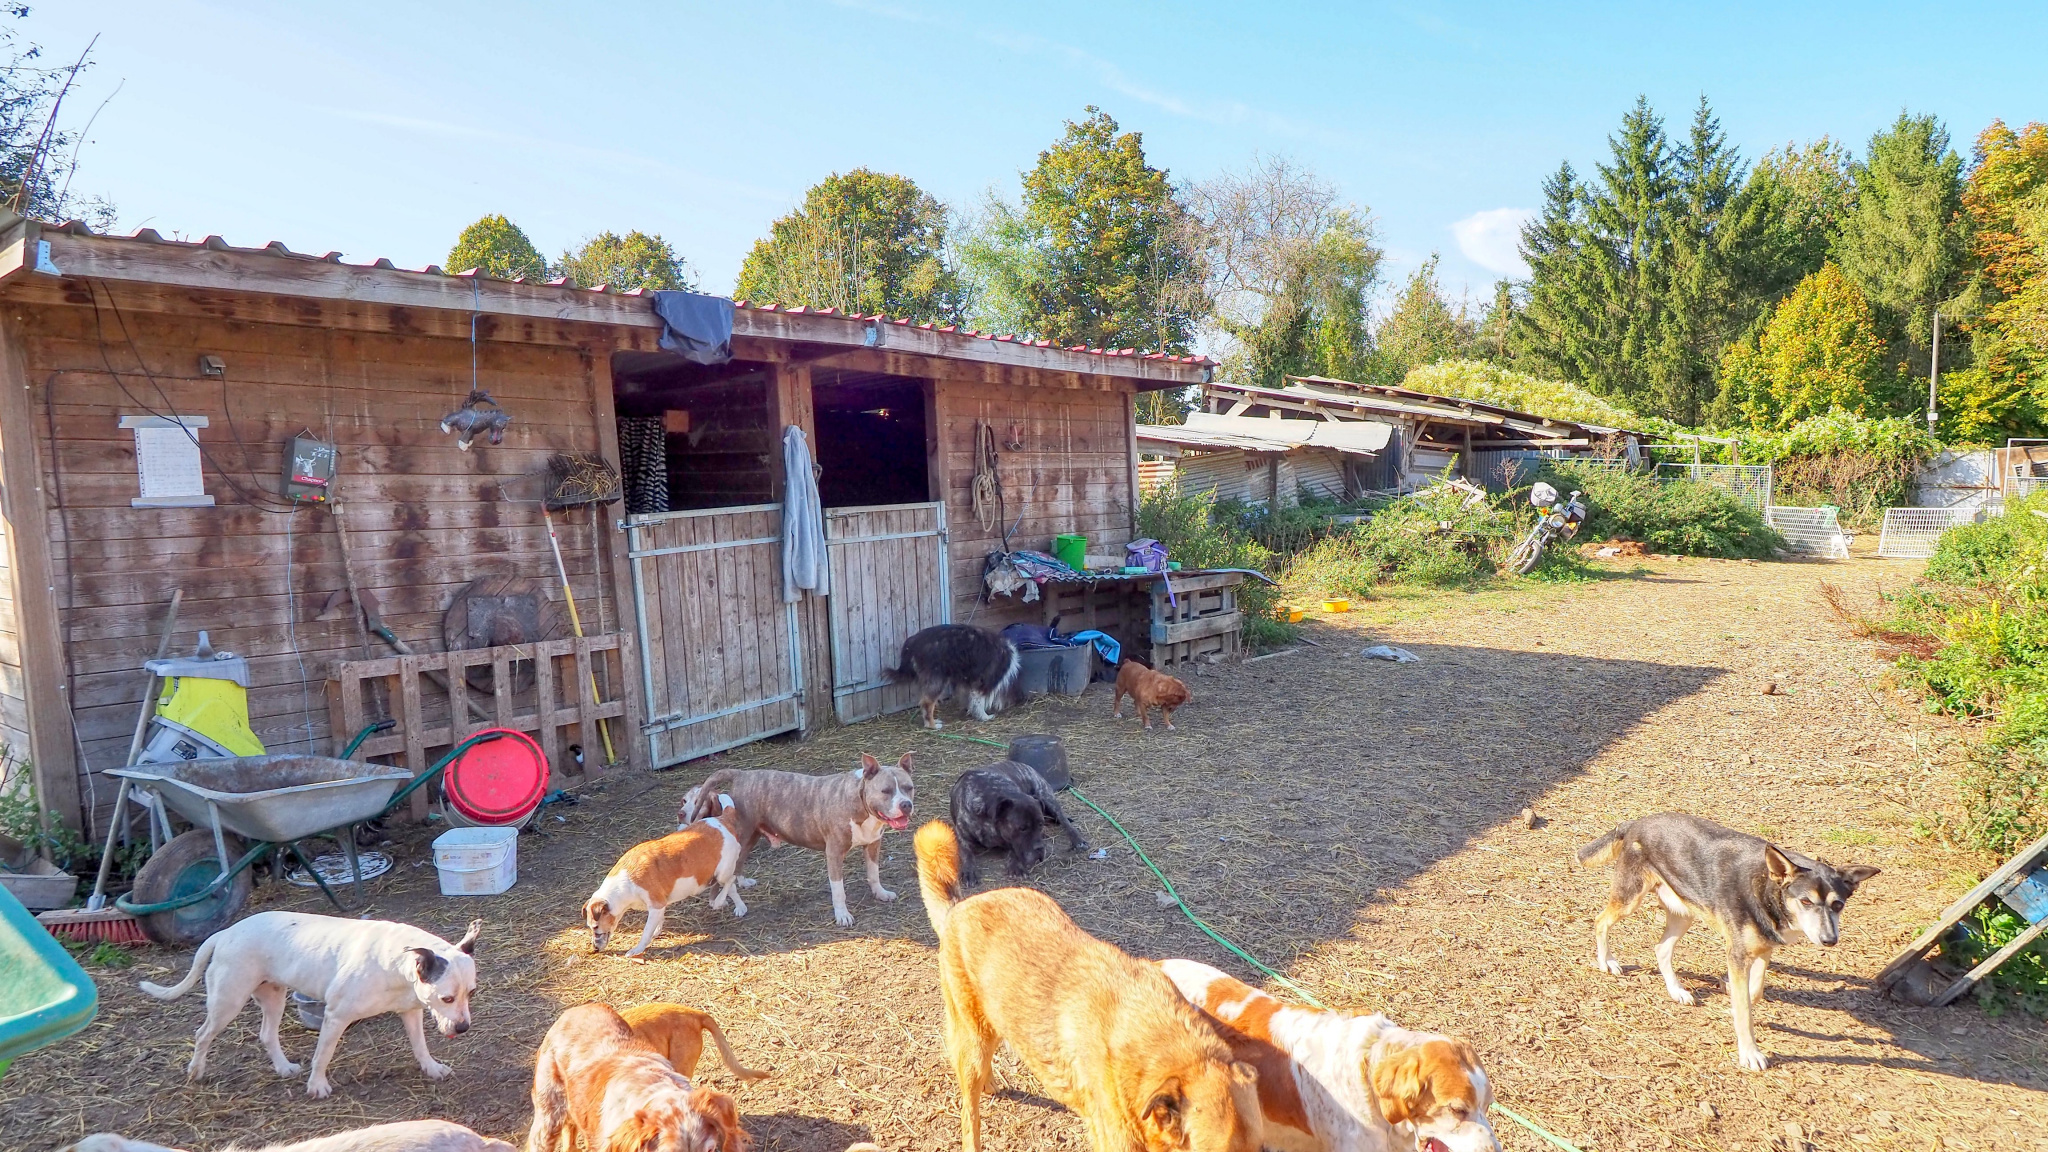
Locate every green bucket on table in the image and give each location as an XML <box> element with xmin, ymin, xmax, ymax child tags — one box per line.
<box><xmin>1053</xmin><ymin>533</ymin><xmax>1088</xmax><ymax>570</ymax></box>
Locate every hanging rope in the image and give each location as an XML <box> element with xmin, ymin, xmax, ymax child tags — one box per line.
<box><xmin>971</xmin><ymin>421</ymin><xmax>1004</xmax><ymax>534</ymax></box>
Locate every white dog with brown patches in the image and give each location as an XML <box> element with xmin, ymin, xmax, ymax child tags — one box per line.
<box><xmin>583</xmin><ymin>811</ymin><xmax>748</xmax><ymax>960</ymax></box>
<box><xmin>1161</xmin><ymin>960</ymin><xmax>1501</xmax><ymax>1152</ymax></box>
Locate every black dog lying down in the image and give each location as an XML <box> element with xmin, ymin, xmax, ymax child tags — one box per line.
<box><xmin>948</xmin><ymin>760</ymin><xmax>1089</xmax><ymax>883</ymax></box>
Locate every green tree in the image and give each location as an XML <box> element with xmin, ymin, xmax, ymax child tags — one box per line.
<box><xmin>1744</xmin><ymin>137</ymin><xmax>1854</xmax><ymax>295</ymax></box>
<box><xmin>735</xmin><ymin>168</ymin><xmax>962</xmax><ymax>323</ymax></box>
<box><xmin>1516</xmin><ymin>97</ymin><xmax>1775</xmax><ymax>426</ymax></box>
<box><xmin>1719</xmin><ymin>262</ymin><xmax>1892</xmax><ymax>427</ymax></box>
<box><xmin>447</xmin><ymin>214</ymin><xmax>547</xmax><ymax>280</ymax></box>
<box><xmin>556</xmin><ymin>230</ymin><xmax>694</xmax><ymax>292</ymax></box>
<box><xmin>1190</xmin><ymin>155</ymin><xmax>1381</xmax><ymax>389</ymax></box>
<box><xmin>0</xmin><ymin>6</ymin><xmax>112</xmax><ymax>226</ymax></box>
<box><xmin>1942</xmin><ymin>120</ymin><xmax>2048</xmax><ymax>442</ymax></box>
<box><xmin>1374</xmin><ymin>256</ymin><xmax>1474</xmax><ymax>382</ymax></box>
<box><xmin>962</xmin><ymin>108</ymin><xmax>1204</xmax><ymax>354</ymax></box>
<box><xmin>1832</xmin><ymin>112</ymin><xmax>1968</xmax><ymax>358</ymax></box>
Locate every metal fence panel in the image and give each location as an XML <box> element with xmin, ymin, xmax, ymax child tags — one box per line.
<box><xmin>1877</xmin><ymin>506</ymin><xmax>1975</xmax><ymax>559</ymax></box>
<box><xmin>1655</xmin><ymin>463</ymin><xmax>1773</xmax><ymax>511</ymax></box>
<box><xmin>1766</xmin><ymin>506</ymin><xmax>1850</xmax><ymax>559</ymax></box>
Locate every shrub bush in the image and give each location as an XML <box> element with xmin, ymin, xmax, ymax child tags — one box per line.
<box><xmin>1137</xmin><ymin>484</ymin><xmax>1291</xmax><ymax>648</ymax></box>
<box><xmin>1281</xmin><ymin>481</ymin><xmax>1514</xmax><ymax>595</ymax></box>
<box><xmin>1543</xmin><ymin>462</ymin><xmax>1783</xmax><ymax>558</ymax></box>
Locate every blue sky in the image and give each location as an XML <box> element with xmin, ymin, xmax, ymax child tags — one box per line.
<box><xmin>22</xmin><ymin>1</ymin><xmax>2048</xmax><ymax>313</ymax></box>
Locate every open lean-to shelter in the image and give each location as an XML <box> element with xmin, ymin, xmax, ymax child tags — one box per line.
<box><xmin>0</xmin><ymin>215</ymin><xmax>1213</xmax><ymax>836</ymax></box>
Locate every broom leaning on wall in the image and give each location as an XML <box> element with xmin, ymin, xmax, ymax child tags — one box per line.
<box><xmin>541</xmin><ymin>454</ymin><xmax>622</xmax><ymax>767</ymax></box>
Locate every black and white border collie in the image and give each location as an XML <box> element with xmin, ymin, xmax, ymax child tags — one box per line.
<box><xmin>886</xmin><ymin>624</ymin><xmax>1021</xmax><ymax>729</ymax></box>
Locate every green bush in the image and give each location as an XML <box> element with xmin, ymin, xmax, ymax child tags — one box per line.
<box><xmin>1282</xmin><ymin>481</ymin><xmax>1514</xmax><ymax>594</ymax></box>
<box><xmin>1544</xmin><ymin>462</ymin><xmax>1783</xmax><ymax>558</ymax></box>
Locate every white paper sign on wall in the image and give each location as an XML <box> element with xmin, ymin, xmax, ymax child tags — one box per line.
<box><xmin>119</xmin><ymin>414</ymin><xmax>215</xmax><ymax>507</ymax></box>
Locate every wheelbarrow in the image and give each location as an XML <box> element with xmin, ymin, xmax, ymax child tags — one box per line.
<box><xmin>110</xmin><ymin>726</ymin><xmax>510</xmax><ymax>945</ymax></box>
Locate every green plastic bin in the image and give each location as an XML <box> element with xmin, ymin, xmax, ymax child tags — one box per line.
<box><xmin>0</xmin><ymin>882</ymin><xmax>98</xmax><ymax>1078</ymax></box>
<box><xmin>1053</xmin><ymin>533</ymin><xmax>1088</xmax><ymax>571</ymax></box>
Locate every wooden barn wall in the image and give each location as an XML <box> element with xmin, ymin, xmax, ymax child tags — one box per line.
<box><xmin>0</xmin><ymin>496</ymin><xmax>24</xmax><ymax>758</ymax></box>
<box><xmin>662</xmin><ymin>377</ymin><xmax>773</xmax><ymax>511</ymax></box>
<box><xmin>20</xmin><ymin>304</ymin><xmax>615</xmax><ymax>829</ymax></box>
<box><xmin>934</xmin><ymin>377</ymin><xmax>1137</xmax><ymax>630</ymax></box>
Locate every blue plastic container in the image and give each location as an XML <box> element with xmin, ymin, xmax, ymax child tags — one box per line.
<box><xmin>0</xmin><ymin>882</ymin><xmax>98</xmax><ymax>1077</ymax></box>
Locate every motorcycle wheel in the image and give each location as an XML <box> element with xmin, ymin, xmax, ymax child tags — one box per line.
<box><xmin>1509</xmin><ymin>526</ymin><xmax>1551</xmax><ymax>574</ymax></box>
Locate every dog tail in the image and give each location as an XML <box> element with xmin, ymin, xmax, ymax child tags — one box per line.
<box><xmin>698</xmin><ymin>1011</ymin><xmax>771</xmax><ymax>1081</ymax></box>
<box><xmin>915</xmin><ymin>819</ymin><xmax>964</xmax><ymax>933</ymax></box>
<box><xmin>1576</xmin><ymin>823</ymin><xmax>1629</xmax><ymax>869</ymax></box>
<box><xmin>137</xmin><ymin>932</ymin><xmax>220</xmax><ymax>1000</ymax></box>
<box><xmin>680</xmin><ymin>770</ymin><xmax>738</xmax><ymax>824</ymax></box>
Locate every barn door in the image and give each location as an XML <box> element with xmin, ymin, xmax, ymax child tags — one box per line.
<box><xmin>626</xmin><ymin>504</ymin><xmax>804</xmax><ymax>767</ymax></box>
<box><xmin>824</xmin><ymin>502</ymin><xmax>950</xmax><ymax>723</ymax></box>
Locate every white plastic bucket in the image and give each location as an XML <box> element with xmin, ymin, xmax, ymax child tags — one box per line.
<box><xmin>431</xmin><ymin>826</ymin><xmax>518</xmax><ymax>896</ymax></box>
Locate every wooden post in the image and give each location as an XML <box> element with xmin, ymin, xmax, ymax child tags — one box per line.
<box><xmin>1461</xmin><ymin>424</ymin><xmax>1474</xmax><ymax>480</ymax></box>
<box><xmin>770</xmin><ymin>362</ymin><xmax>834</xmax><ymax>731</ymax></box>
<box><xmin>589</xmin><ymin>346</ymin><xmax>646</xmax><ymax>770</ymax></box>
<box><xmin>1123</xmin><ymin>389</ymin><xmax>1141</xmax><ymax>535</ymax></box>
<box><xmin>0</xmin><ymin>315</ymin><xmax>78</xmax><ymax>833</ymax></box>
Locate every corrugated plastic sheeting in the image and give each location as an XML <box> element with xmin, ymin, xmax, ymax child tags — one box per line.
<box><xmin>1877</xmin><ymin>507</ymin><xmax>1977</xmax><ymax>560</ymax></box>
<box><xmin>1766</xmin><ymin>506</ymin><xmax>1851</xmax><ymax>559</ymax></box>
<box><xmin>1292</xmin><ymin>452</ymin><xmax>1347</xmax><ymax>501</ymax></box>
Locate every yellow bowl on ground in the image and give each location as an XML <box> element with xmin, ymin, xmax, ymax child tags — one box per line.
<box><xmin>1284</xmin><ymin>608</ymin><xmax>1305</xmax><ymax>623</ymax></box>
<box><xmin>1321</xmin><ymin>598</ymin><xmax>1351</xmax><ymax>613</ymax></box>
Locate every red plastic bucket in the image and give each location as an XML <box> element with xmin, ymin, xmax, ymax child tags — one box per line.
<box><xmin>442</xmin><ymin>729</ymin><xmax>548</xmax><ymax>827</ymax></box>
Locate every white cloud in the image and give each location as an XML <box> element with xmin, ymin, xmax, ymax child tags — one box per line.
<box><xmin>1451</xmin><ymin>207</ymin><xmax>1535</xmax><ymax>278</ymax></box>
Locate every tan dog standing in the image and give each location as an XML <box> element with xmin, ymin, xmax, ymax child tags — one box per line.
<box><xmin>1113</xmin><ymin>660</ymin><xmax>1192</xmax><ymax>730</ymax></box>
<box><xmin>680</xmin><ymin>753</ymin><xmax>916</xmax><ymax>926</ymax></box>
<box><xmin>1161</xmin><ymin>960</ymin><xmax>1501</xmax><ymax>1152</ymax></box>
<box><xmin>526</xmin><ymin>1003</ymin><xmax>745</xmax><ymax>1152</ymax></box>
<box><xmin>584</xmin><ymin>814</ymin><xmax>748</xmax><ymax>961</ymax></box>
<box><xmin>914</xmin><ymin>820</ymin><xmax>1261</xmax><ymax>1152</ymax></box>
<box><xmin>620</xmin><ymin>1003</ymin><xmax>769</xmax><ymax>1082</ymax></box>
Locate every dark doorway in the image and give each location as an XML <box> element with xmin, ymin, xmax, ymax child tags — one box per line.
<box><xmin>811</xmin><ymin>370</ymin><xmax>930</xmax><ymax>508</ymax></box>
<box><xmin>609</xmin><ymin>352</ymin><xmax>775</xmax><ymax>512</ymax></box>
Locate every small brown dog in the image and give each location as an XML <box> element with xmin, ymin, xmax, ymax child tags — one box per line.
<box><xmin>915</xmin><ymin>820</ymin><xmax>1260</xmax><ymax>1152</ymax></box>
<box><xmin>620</xmin><ymin>1003</ymin><xmax>769</xmax><ymax>1082</ymax></box>
<box><xmin>526</xmin><ymin>1003</ymin><xmax>745</xmax><ymax>1152</ymax></box>
<box><xmin>1113</xmin><ymin>659</ymin><xmax>1193</xmax><ymax>730</ymax></box>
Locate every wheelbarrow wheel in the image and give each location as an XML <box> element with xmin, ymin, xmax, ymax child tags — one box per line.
<box><xmin>130</xmin><ymin>829</ymin><xmax>253</xmax><ymax>946</ymax></box>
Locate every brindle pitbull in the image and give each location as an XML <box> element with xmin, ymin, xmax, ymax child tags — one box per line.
<box><xmin>680</xmin><ymin>754</ymin><xmax>916</xmax><ymax>926</ymax></box>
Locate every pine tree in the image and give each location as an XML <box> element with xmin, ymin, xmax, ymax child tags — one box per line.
<box><xmin>1833</xmin><ymin>112</ymin><xmax>1968</xmax><ymax>359</ymax></box>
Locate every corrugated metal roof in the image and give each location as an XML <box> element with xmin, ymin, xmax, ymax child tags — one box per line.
<box><xmin>1136</xmin><ymin>412</ymin><xmax>1390</xmax><ymax>457</ymax></box>
<box><xmin>40</xmin><ymin>218</ymin><xmax>1215</xmax><ymax>367</ymax></box>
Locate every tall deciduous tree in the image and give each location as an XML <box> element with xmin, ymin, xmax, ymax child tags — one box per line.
<box><xmin>735</xmin><ymin>168</ymin><xmax>962</xmax><ymax>324</ymax></box>
<box><xmin>1941</xmin><ymin>120</ymin><xmax>2048</xmax><ymax>441</ymax></box>
<box><xmin>0</xmin><ymin>6</ymin><xmax>112</xmax><ymax>226</ymax></box>
<box><xmin>1718</xmin><ymin>262</ymin><xmax>1893</xmax><ymax>427</ymax></box>
<box><xmin>1744</xmin><ymin>137</ymin><xmax>1854</xmax><ymax>296</ymax></box>
<box><xmin>1374</xmin><ymin>256</ymin><xmax>1474</xmax><ymax>382</ymax></box>
<box><xmin>1832</xmin><ymin>112</ymin><xmax>1968</xmax><ymax>358</ymax></box>
<box><xmin>447</xmin><ymin>214</ymin><xmax>547</xmax><ymax>281</ymax></box>
<box><xmin>962</xmin><ymin>108</ymin><xmax>1204</xmax><ymax>355</ymax></box>
<box><xmin>556</xmin><ymin>230</ymin><xmax>694</xmax><ymax>292</ymax></box>
<box><xmin>1188</xmin><ymin>155</ymin><xmax>1381</xmax><ymax>388</ymax></box>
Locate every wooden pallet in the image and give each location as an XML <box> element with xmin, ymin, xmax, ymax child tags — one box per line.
<box><xmin>1149</xmin><ymin>572</ymin><xmax>1243</xmax><ymax>670</ymax></box>
<box><xmin>327</xmin><ymin>634</ymin><xmax>627</xmax><ymax>819</ymax></box>
<box><xmin>1873</xmin><ymin>830</ymin><xmax>2048</xmax><ymax>1006</ymax></box>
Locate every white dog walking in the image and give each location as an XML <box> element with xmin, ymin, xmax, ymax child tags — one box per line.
<box><xmin>60</xmin><ymin>1120</ymin><xmax>513</xmax><ymax>1152</ymax></box>
<box><xmin>139</xmin><ymin>911</ymin><xmax>482</xmax><ymax>1098</ymax></box>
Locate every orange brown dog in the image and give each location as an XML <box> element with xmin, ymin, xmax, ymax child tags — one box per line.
<box><xmin>583</xmin><ymin>815</ymin><xmax>747</xmax><ymax>961</ymax></box>
<box><xmin>525</xmin><ymin>1002</ymin><xmax>745</xmax><ymax>1152</ymax></box>
<box><xmin>915</xmin><ymin>820</ymin><xmax>1260</xmax><ymax>1152</ymax></box>
<box><xmin>1161</xmin><ymin>960</ymin><xmax>1500</xmax><ymax>1152</ymax></box>
<box><xmin>1113</xmin><ymin>659</ymin><xmax>1193</xmax><ymax>730</ymax></box>
<box><xmin>620</xmin><ymin>1003</ymin><xmax>769</xmax><ymax>1082</ymax></box>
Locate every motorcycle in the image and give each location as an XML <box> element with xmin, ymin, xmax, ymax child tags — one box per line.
<box><xmin>1507</xmin><ymin>482</ymin><xmax>1587</xmax><ymax>574</ymax></box>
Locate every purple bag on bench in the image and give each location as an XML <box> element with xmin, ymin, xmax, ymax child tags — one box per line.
<box><xmin>1126</xmin><ymin>538</ymin><xmax>1169</xmax><ymax>572</ymax></box>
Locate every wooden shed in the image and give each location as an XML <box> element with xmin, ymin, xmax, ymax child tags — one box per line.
<box><xmin>1135</xmin><ymin>412</ymin><xmax>1391</xmax><ymax>505</ymax></box>
<box><xmin>1203</xmin><ymin>376</ymin><xmax>1644</xmax><ymax>491</ymax></box>
<box><xmin>0</xmin><ymin>215</ymin><xmax>1211</xmax><ymax>835</ymax></box>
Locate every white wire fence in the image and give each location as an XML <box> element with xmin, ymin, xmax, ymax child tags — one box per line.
<box><xmin>1765</xmin><ymin>506</ymin><xmax>1851</xmax><ymax>559</ymax></box>
<box><xmin>1877</xmin><ymin>506</ymin><xmax>1977</xmax><ymax>560</ymax></box>
<box><xmin>1654</xmin><ymin>463</ymin><xmax>1773</xmax><ymax>512</ymax></box>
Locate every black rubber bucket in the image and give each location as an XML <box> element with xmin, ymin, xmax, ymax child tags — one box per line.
<box><xmin>1007</xmin><ymin>734</ymin><xmax>1071</xmax><ymax>791</ymax></box>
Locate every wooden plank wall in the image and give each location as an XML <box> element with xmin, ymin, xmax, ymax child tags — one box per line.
<box><xmin>823</xmin><ymin>503</ymin><xmax>946</xmax><ymax>723</ymax></box>
<box><xmin>19</xmin><ymin>304</ymin><xmax>617</xmax><ymax>829</ymax></box>
<box><xmin>662</xmin><ymin>377</ymin><xmax>773</xmax><ymax>511</ymax></box>
<box><xmin>935</xmin><ymin>377</ymin><xmax>1137</xmax><ymax>631</ymax></box>
<box><xmin>0</xmin><ymin>491</ymin><xmax>25</xmax><ymax>759</ymax></box>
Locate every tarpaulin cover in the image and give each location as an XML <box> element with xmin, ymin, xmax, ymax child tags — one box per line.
<box><xmin>650</xmin><ymin>291</ymin><xmax>734</xmax><ymax>365</ymax></box>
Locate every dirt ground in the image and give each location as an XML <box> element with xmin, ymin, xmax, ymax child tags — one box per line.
<box><xmin>8</xmin><ymin>551</ymin><xmax>2047</xmax><ymax>1152</ymax></box>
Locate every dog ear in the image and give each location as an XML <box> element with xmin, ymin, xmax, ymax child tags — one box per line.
<box><xmin>1836</xmin><ymin>863</ymin><xmax>1882</xmax><ymax>889</ymax></box>
<box><xmin>896</xmin><ymin>752</ymin><xmax>914</xmax><ymax>772</ymax></box>
<box><xmin>456</xmin><ymin>919</ymin><xmax>481</xmax><ymax>955</ymax></box>
<box><xmin>409</xmin><ymin>947</ymin><xmax>447</xmax><ymax>984</ymax></box>
<box><xmin>1139</xmin><ymin>1080</ymin><xmax>1186</xmax><ymax>1147</ymax></box>
<box><xmin>1763</xmin><ymin>844</ymin><xmax>1800</xmax><ymax>883</ymax></box>
<box><xmin>859</xmin><ymin>753</ymin><xmax>882</xmax><ymax>779</ymax></box>
<box><xmin>603</xmin><ymin>1107</ymin><xmax>660</xmax><ymax>1152</ymax></box>
<box><xmin>584</xmin><ymin>898</ymin><xmax>610</xmax><ymax>925</ymax></box>
<box><xmin>690</xmin><ymin>1086</ymin><xmax>746</xmax><ymax>1152</ymax></box>
<box><xmin>1369</xmin><ymin>1040</ymin><xmax>1433</xmax><ymax>1127</ymax></box>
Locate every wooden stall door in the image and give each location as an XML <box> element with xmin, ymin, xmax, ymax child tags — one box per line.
<box><xmin>825</xmin><ymin>502</ymin><xmax>949</xmax><ymax>723</ymax></box>
<box><xmin>626</xmin><ymin>504</ymin><xmax>803</xmax><ymax>767</ymax></box>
